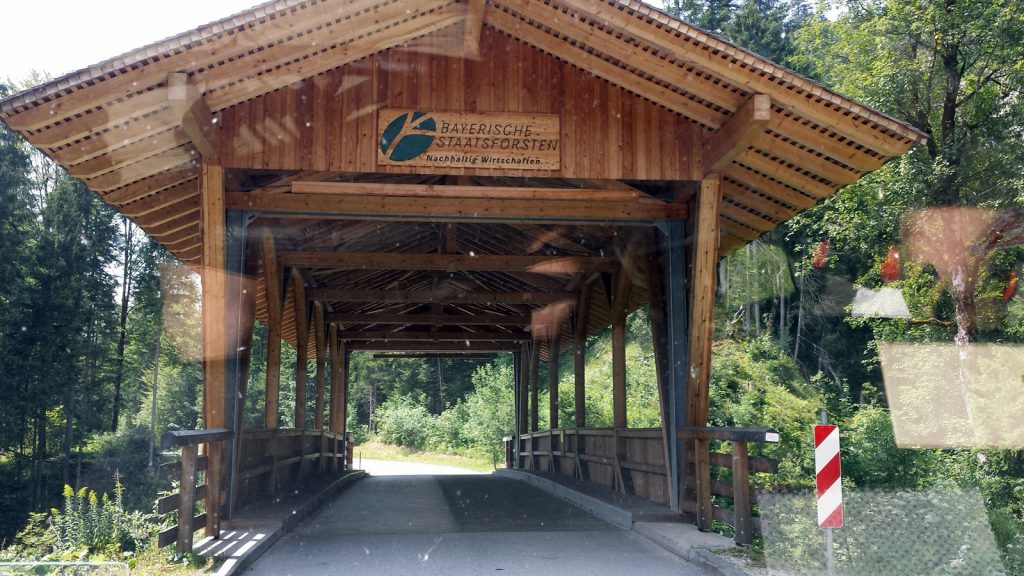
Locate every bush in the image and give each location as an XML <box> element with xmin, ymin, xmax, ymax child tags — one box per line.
<box><xmin>346</xmin><ymin>410</ymin><xmax>369</xmax><ymax>445</ymax></box>
<box><xmin>376</xmin><ymin>396</ymin><xmax>435</xmax><ymax>449</ymax></box>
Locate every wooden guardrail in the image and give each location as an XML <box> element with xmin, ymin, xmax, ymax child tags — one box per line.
<box><xmin>678</xmin><ymin>426</ymin><xmax>779</xmax><ymax>545</ymax></box>
<box><xmin>157</xmin><ymin>427</ymin><xmax>351</xmax><ymax>554</ymax></box>
<box><xmin>517</xmin><ymin>426</ymin><xmax>779</xmax><ymax>546</ymax></box>
<box><xmin>518</xmin><ymin>428</ymin><xmax>671</xmax><ymax>505</ymax></box>
<box><xmin>157</xmin><ymin>428</ymin><xmax>232</xmax><ymax>554</ymax></box>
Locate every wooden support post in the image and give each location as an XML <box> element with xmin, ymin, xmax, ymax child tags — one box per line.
<box><xmin>518</xmin><ymin>343</ymin><xmax>529</xmax><ymax>446</ymax></box>
<box><xmin>688</xmin><ymin>177</ymin><xmax>722</xmax><ymax>426</ymax></box>
<box><xmin>175</xmin><ymin>443</ymin><xmax>197</xmax><ymax>554</ymax></box>
<box><xmin>574</xmin><ymin>281</ymin><xmax>592</xmax><ymax>428</ymax></box>
<box><xmin>292</xmin><ymin>269</ymin><xmax>308</xmax><ymax>430</ymax></box>
<box><xmin>548</xmin><ymin>331</ymin><xmax>561</xmax><ymax>430</ymax></box>
<box><xmin>529</xmin><ymin>340</ymin><xmax>540</xmax><ymax>432</ymax></box>
<box><xmin>611</xmin><ymin>262</ymin><xmax>633</xmax><ymax>430</ymax></box>
<box><xmin>314</xmin><ymin>303</ymin><xmax>326</xmax><ymax>429</ymax></box>
<box><xmin>694</xmin><ymin>438</ymin><xmax>712</xmax><ymax>531</ymax></box>
<box><xmin>226</xmin><ymin>220</ymin><xmax>257</xmax><ymax>518</ymax></box>
<box><xmin>200</xmin><ymin>162</ymin><xmax>226</xmax><ymax>539</ymax></box>
<box><xmin>261</xmin><ymin>232</ymin><xmax>282</xmax><ymax>430</ymax></box>
<box><xmin>328</xmin><ymin>324</ymin><xmax>340</xmax><ymax>434</ymax></box>
<box><xmin>335</xmin><ymin>341</ymin><xmax>348</xmax><ymax>436</ymax></box>
<box><xmin>646</xmin><ymin>230</ymin><xmax>675</xmax><ymax>500</ymax></box>
<box><xmin>732</xmin><ymin>441</ymin><xmax>752</xmax><ymax>545</ymax></box>
<box><xmin>664</xmin><ymin>218</ymin><xmax>690</xmax><ymax>514</ymax></box>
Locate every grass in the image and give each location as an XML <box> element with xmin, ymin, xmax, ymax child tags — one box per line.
<box><xmin>352</xmin><ymin>439</ymin><xmax>503</xmax><ymax>473</ymax></box>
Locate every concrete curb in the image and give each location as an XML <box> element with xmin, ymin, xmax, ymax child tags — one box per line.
<box><xmin>214</xmin><ymin>471</ymin><xmax>366</xmax><ymax>576</ymax></box>
<box><xmin>495</xmin><ymin>469</ymin><xmax>748</xmax><ymax>576</ymax></box>
<box><xmin>632</xmin><ymin>523</ymin><xmax>749</xmax><ymax>576</ymax></box>
<box><xmin>493</xmin><ymin>469</ymin><xmax>633</xmax><ymax>529</ymax></box>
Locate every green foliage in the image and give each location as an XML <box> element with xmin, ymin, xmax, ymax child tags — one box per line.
<box><xmin>375</xmin><ymin>395</ymin><xmax>434</xmax><ymax>450</ymax></box>
<box><xmin>4</xmin><ymin>477</ymin><xmax>154</xmax><ymax>561</ymax></box>
<box><xmin>710</xmin><ymin>337</ymin><xmax>822</xmax><ymax>485</ymax></box>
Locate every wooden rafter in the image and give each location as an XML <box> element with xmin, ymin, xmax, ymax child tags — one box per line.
<box><xmin>279</xmin><ymin>251</ymin><xmax>617</xmax><ymax>274</ymax></box>
<box><xmin>464</xmin><ymin>0</ymin><xmax>486</xmax><ymax>58</ymax></box>
<box><xmin>167</xmin><ymin>73</ymin><xmax>220</xmax><ymax>163</ymax></box>
<box><xmin>347</xmin><ymin>341</ymin><xmax>519</xmax><ymax>352</ymax></box>
<box><xmin>703</xmin><ymin>94</ymin><xmax>771</xmax><ymax>175</ymax></box>
<box><xmin>335</xmin><ymin>330</ymin><xmax>527</xmax><ymax>342</ymax></box>
<box><xmin>309</xmin><ymin>288</ymin><xmax>573</xmax><ymax>305</ymax></box>
<box><xmin>328</xmin><ymin>311</ymin><xmax>531</xmax><ymax>326</ymax></box>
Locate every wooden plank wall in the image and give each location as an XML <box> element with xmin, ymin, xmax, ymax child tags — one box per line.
<box><xmin>218</xmin><ymin>27</ymin><xmax>701</xmax><ymax>180</ymax></box>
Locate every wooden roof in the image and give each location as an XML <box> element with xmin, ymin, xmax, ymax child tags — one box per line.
<box><xmin>0</xmin><ymin>0</ymin><xmax>926</xmax><ymax>355</ymax></box>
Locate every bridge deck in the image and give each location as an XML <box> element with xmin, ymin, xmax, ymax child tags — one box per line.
<box><xmin>246</xmin><ymin>471</ymin><xmax>710</xmax><ymax>576</ymax></box>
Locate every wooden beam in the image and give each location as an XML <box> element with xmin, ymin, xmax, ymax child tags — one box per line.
<box><xmin>168</xmin><ymin>73</ymin><xmax>221</xmax><ymax>164</ymax></box>
<box><xmin>328</xmin><ymin>311</ymin><xmax>531</xmax><ymax>326</ymax></box>
<box><xmin>703</xmin><ymin>94</ymin><xmax>771</xmax><ymax>175</ymax></box>
<box><xmin>335</xmin><ymin>330</ymin><xmax>527</xmax><ymax>342</ymax></box>
<box><xmin>688</xmin><ymin>177</ymin><xmax>722</xmax><ymax>427</ymax></box>
<box><xmin>262</xmin><ymin>231</ymin><xmax>283</xmax><ymax>430</ymax></box>
<box><xmin>464</xmin><ymin>0</ymin><xmax>486</xmax><ymax>58</ymax></box>
<box><xmin>30</xmin><ymin>89</ymin><xmax>169</xmax><ymax>149</ymax></box>
<box><xmin>279</xmin><ymin>251</ymin><xmax>617</xmax><ymax>274</ymax></box>
<box><xmin>346</xmin><ymin>341</ymin><xmax>518</xmax><ymax>352</ymax></box>
<box><xmin>102</xmin><ymin>164</ymin><xmax>199</xmax><ymax>205</ymax></box>
<box><xmin>199</xmin><ymin>162</ymin><xmax>226</xmax><ymax>538</ymax></box>
<box><xmin>313</xmin><ymin>303</ymin><xmax>326</xmax><ymax>430</ymax></box>
<box><xmin>290</xmin><ymin>181</ymin><xmax>646</xmax><ymax>201</ymax></box>
<box><xmin>291</xmin><ymin>269</ymin><xmax>309</xmax><ymax>429</ymax></box>
<box><xmin>309</xmin><ymin>288</ymin><xmax>574</xmax><ymax>305</ymax></box>
<box><xmin>225</xmin><ymin>191</ymin><xmax>684</xmax><ymax>224</ymax></box>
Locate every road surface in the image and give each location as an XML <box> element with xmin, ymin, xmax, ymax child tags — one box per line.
<box><xmin>245</xmin><ymin>461</ymin><xmax>709</xmax><ymax>576</ymax></box>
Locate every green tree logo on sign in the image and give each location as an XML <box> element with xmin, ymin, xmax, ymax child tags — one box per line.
<box><xmin>380</xmin><ymin>111</ymin><xmax>436</xmax><ymax>161</ymax></box>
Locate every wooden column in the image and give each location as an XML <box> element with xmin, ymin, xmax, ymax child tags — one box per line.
<box><xmin>688</xmin><ymin>177</ymin><xmax>722</xmax><ymax>426</ymax></box>
<box><xmin>261</xmin><ymin>232</ymin><xmax>282</xmax><ymax>430</ymax></box>
<box><xmin>548</xmin><ymin>331</ymin><xmax>561</xmax><ymax>430</ymax></box>
<box><xmin>313</xmin><ymin>303</ymin><xmax>326</xmax><ymax>429</ymax></box>
<box><xmin>334</xmin><ymin>339</ymin><xmax>348</xmax><ymax>435</ymax></box>
<box><xmin>199</xmin><ymin>162</ymin><xmax>226</xmax><ymax>538</ymax></box>
<box><xmin>612</xmin><ymin>265</ymin><xmax>633</xmax><ymax>430</ymax></box>
<box><xmin>328</xmin><ymin>324</ymin><xmax>340</xmax><ymax>434</ymax></box>
<box><xmin>646</xmin><ymin>230</ymin><xmax>675</xmax><ymax>500</ymax></box>
<box><xmin>573</xmin><ymin>282</ymin><xmax>592</xmax><ymax>428</ymax></box>
<box><xmin>529</xmin><ymin>340</ymin><xmax>540</xmax><ymax>432</ymax></box>
<box><xmin>518</xmin><ymin>342</ymin><xmax>529</xmax><ymax>439</ymax></box>
<box><xmin>664</xmin><ymin>219</ymin><xmax>690</xmax><ymax>513</ymax></box>
<box><xmin>291</xmin><ymin>269</ymin><xmax>309</xmax><ymax>429</ymax></box>
<box><xmin>226</xmin><ymin>217</ymin><xmax>257</xmax><ymax>518</ymax></box>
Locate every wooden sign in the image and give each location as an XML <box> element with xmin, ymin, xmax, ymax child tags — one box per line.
<box><xmin>377</xmin><ymin>109</ymin><xmax>560</xmax><ymax>171</ymax></box>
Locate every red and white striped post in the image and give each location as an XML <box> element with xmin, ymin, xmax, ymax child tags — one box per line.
<box><xmin>815</xmin><ymin>412</ymin><xmax>842</xmax><ymax>576</ymax></box>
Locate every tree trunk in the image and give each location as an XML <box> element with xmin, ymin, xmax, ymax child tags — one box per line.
<box><xmin>148</xmin><ymin>333</ymin><xmax>161</xmax><ymax>468</ymax></box>
<box><xmin>62</xmin><ymin>366</ymin><xmax>74</xmax><ymax>485</ymax></box>
<box><xmin>111</xmin><ymin>220</ymin><xmax>135</xmax><ymax>432</ymax></box>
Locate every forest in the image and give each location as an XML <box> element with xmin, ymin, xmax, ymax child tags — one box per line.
<box><xmin>1</xmin><ymin>0</ymin><xmax>1023</xmax><ymax>572</ymax></box>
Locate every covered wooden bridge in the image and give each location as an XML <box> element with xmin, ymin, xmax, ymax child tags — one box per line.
<box><xmin>0</xmin><ymin>0</ymin><xmax>924</xmax><ymax>554</ymax></box>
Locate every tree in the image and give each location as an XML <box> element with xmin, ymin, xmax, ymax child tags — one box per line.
<box><xmin>790</xmin><ymin>0</ymin><xmax>1024</xmax><ymax>344</ymax></box>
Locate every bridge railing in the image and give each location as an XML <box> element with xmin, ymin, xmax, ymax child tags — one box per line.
<box><xmin>517</xmin><ymin>426</ymin><xmax>779</xmax><ymax>546</ymax></box>
<box><xmin>158</xmin><ymin>427</ymin><xmax>351</xmax><ymax>554</ymax></box>
<box><xmin>157</xmin><ymin>428</ymin><xmax>232</xmax><ymax>554</ymax></box>
<box><xmin>678</xmin><ymin>426</ymin><xmax>779</xmax><ymax>545</ymax></box>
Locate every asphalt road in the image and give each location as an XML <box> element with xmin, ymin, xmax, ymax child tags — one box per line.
<box><xmin>245</xmin><ymin>463</ymin><xmax>709</xmax><ymax>576</ymax></box>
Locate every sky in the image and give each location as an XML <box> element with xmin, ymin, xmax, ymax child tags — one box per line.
<box><xmin>2</xmin><ymin>0</ymin><xmax>670</xmax><ymax>85</ymax></box>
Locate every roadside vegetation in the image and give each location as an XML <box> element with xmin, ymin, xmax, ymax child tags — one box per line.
<box><xmin>1</xmin><ymin>0</ymin><xmax>1023</xmax><ymax>573</ymax></box>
